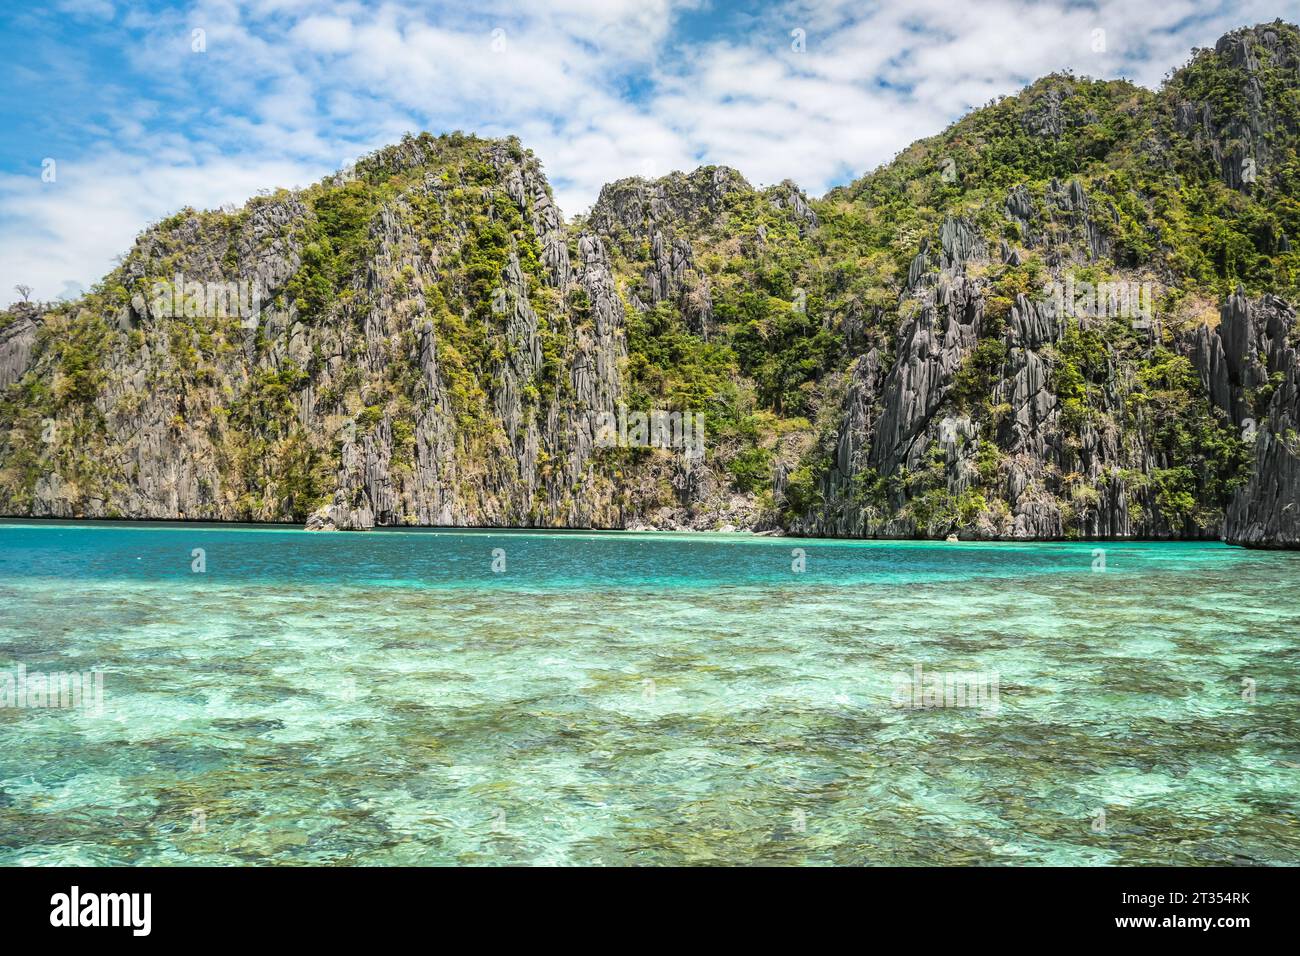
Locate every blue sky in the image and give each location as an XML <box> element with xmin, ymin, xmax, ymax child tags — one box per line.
<box><xmin>0</xmin><ymin>0</ymin><xmax>1287</xmax><ymax>302</ymax></box>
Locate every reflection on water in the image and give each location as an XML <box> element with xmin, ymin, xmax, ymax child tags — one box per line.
<box><xmin>0</xmin><ymin>521</ymin><xmax>1297</xmax><ymax>865</ymax></box>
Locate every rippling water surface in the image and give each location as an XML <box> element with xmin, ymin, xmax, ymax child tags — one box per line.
<box><xmin>1</xmin><ymin>520</ymin><xmax>1297</xmax><ymax>865</ymax></box>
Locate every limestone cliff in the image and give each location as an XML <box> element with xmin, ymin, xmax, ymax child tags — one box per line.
<box><xmin>2</xmin><ymin>22</ymin><xmax>1298</xmax><ymax>545</ymax></box>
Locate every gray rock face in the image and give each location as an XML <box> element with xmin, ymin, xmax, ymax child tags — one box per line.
<box><xmin>1023</xmin><ymin>86</ymin><xmax>1067</xmax><ymax>137</ymax></box>
<box><xmin>1220</xmin><ymin>294</ymin><xmax>1300</xmax><ymax>546</ymax></box>
<box><xmin>590</xmin><ymin>165</ymin><xmax>751</xmax><ymax>238</ymax></box>
<box><xmin>0</xmin><ymin>138</ymin><xmax>632</xmax><ymax>529</ymax></box>
<box><xmin>795</xmin><ymin>230</ymin><xmax>1295</xmax><ymax>543</ymax></box>
<box><xmin>1005</xmin><ymin>185</ymin><xmax>1035</xmax><ymax>233</ymax></box>
<box><xmin>1173</xmin><ymin>25</ymin><xmax>1298</xmax><ymax>192</ymax></box>
<box><xmin>1226</xmin><ymin>366</ymin><xmax>1300</xmax><ymax>546</ymax></box>
<box><xmin>589</xmin><ymin>166</ymin><xmax>756</xmax><ymax>339</ymax></box>
<box><xmin>765</xmin><ymin>180</ymin><xmax>820</xmax><ymax>232</ymax></box>
<box><xmin>0</xmin><ymin>311</ymin><xmax>38</xmax><ymax>391</ymax></box>
<box><xmin>309</xmin><ymin>153</ymin><xmax>629</xmax><ymax>531</ymax></box>
<box><xmin>305</xmin><ymin>489</ymin><xmax>373</xmax><ymax>531</ymax></box>
<box><xmin>871</xmin><ymin>275</ymin><xmax>982</xmax><ymax>476</ymax></box>
<box><xmin>1045</xmin><ymin>178</ymin><xmax>1108</xmax><ymax>262</ymax></box>
<box><xmin>939</xmin><ymin>217</ymin><xmax>982</xmax><ymax>270</ymax></box>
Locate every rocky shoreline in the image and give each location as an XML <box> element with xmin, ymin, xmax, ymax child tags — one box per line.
<box><xmin>3</xmin><ymin>510</ymin><xmax>1290</xmax><ymax>551</ymax></box>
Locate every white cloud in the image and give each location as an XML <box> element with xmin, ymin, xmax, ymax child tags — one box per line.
<box><xmin>0</xmin><ymin>153</ymin><xmax>327</xmax><ymax>303</ymax></box>
<box><xmin>291</xmin><ymin>15</ymin><xmax>355</xmax><ymax>52</ymax></box>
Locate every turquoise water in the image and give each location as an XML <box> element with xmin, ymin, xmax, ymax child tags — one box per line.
<box><xmin>0</xmin><ymin>520</ymin><xmax>1297</xmax><ymax>865</ymax></box>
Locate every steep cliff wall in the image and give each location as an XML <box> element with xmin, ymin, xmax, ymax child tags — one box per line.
<box><xmin>0</xmin><ymin>137</ymin><xmax>628</xmax><ymax>529</ymax></box>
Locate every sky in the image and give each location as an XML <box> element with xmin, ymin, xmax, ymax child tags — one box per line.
<box><xmin>0</xmin><ymin>0</ymin><xmax>1290</xmax><ymax>303</ymax></box>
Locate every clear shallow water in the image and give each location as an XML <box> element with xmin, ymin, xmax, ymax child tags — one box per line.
<box><xmin>0</xmin><ymin>520</ymin><xmax>1297</xmax><ymax>866</ymax></box>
